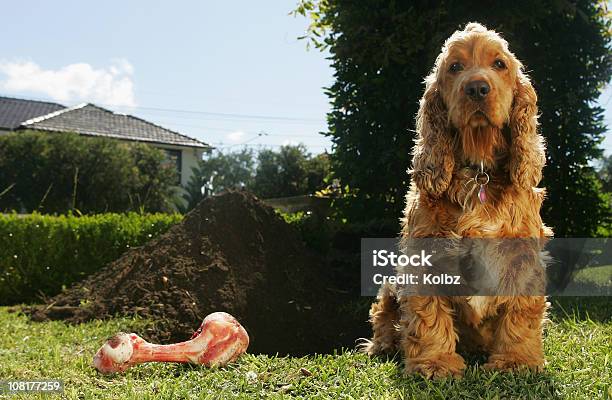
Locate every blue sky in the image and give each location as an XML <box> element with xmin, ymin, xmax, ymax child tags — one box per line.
<box><xmin>0</xmin><ymin>1</ymin><xmax>610</xmax><ymax>156</ymax></box>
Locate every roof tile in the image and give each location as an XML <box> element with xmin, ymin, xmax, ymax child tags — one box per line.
<box><xmin>21</xmin><ymin>103</ymin><xmax>209</xmax><ymax>148</ymax></box>
<box><xmin>0</xmin><ymin>96</ymin><xmax>65</xmax><ymax>130</ymax></box>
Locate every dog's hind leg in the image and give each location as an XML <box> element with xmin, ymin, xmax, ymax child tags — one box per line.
<box><xmin>360</xmin><ymin>283</ymin><xmax>401</xmax><ymax>356</ymax></box>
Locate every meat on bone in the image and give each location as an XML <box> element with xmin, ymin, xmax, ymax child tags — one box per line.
<box><xmin>93</xmin><ymin>312</ymin><xmax>249</xmax><ymax>374</ymax></box>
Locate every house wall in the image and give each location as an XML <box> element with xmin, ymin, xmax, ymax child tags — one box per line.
<box><xmin>154</xmin><ymin>144</ymin><xmax>204</xmax><ymax>187</ymax></box>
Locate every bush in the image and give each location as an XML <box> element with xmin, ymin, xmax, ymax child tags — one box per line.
<box><xmin>278</xmin><ymin>210</ymin><xmax>334</xmax><ymax>254</ymax></box>
<box><xmin>0</xmin><ymin>212</ymin><xmax>182</xmax><ymax>305</ymax></box>
<box><xmin>0</xmin><ymin>131</ymin><xmax>178</xmax><ymax>214</ymax></box>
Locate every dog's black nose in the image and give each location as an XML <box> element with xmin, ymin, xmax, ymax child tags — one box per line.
<box><xmin>465</xmin><ymin>80</ymin><xmax>490</xmax><ymax>101</ymax></box>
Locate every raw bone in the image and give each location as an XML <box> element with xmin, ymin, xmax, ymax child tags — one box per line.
<box><xmin>93</xmin><ymin>312</ymin><xmax>249</xmax><ymax>374</ymax></box>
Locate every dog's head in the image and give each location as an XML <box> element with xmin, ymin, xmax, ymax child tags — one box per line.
<box><xmin>437</xmin><ymin>23</ymin><xmax>519</xmax><ymax>133</ymax></box>
<box><xmin>412</xmin><ymin>23</ymin><xmax>545</xmax><ymax>196</ymax></box>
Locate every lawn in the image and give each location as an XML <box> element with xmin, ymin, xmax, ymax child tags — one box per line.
<box><xmin>573</xmin><ymin>265</ymin><xmax>612</xmax><ymax>287</ymax></box>
<box><xmin>0</xmin><ymin>298</ymin><xmax>610</xmax><ymax>399</ymax></box>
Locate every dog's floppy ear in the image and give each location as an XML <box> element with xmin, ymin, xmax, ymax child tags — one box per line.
<box><xmin>410</xmin><ymin>77</ymin><xmax>455</xmax><ymax>197</ymax></box>
<box><xmin>508</xmin><ymin>71</ymin><xmax>546</xmax><ymax>188</ymax></box>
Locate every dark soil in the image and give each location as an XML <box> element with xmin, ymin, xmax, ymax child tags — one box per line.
<box><xmin>27</xmin><ymin>191</ymin><xmax>369</xmax><ymax>355</ymax></box>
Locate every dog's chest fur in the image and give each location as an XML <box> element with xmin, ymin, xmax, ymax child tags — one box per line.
<box><xmin>434</xmin><ymin>167</ymin><xmax>511</xmax><ymax>325</ymax></box>
<box><xmin>463</xmin><ymin>296</ymin><xmax>498</xmax><ymax>324</ymax></box>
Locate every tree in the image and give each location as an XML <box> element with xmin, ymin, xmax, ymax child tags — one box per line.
<box><xmin>252</xmin><ymin>144</ymin><xmax>330</xmax><ymax>198</ymax></box>
<box><xmin>181</xmin><ymin>148</ymin><xmax>256</xmax><ymax>210</ymax></box>
<box><xmin>597</xmin><ymin>154</ymin><xmax>612</xmax><ymax>194</ymax></box>
<box><xmin>595</xmin><ymin>154</ymin><xmax>612</xmax><ymax>236</ymax></box>
<box><xmin>297</xmin><ymin>0</ymin><xmax>611</xmax><ymax>236</ymax></box>
<box><xmin>0</xmin><ymin>131</ymin><xmax>177</xmax><ymax>213</ymax></box>
<box><xmin>181</xmin><ymin>145</ymin><xmax>331</xmax><ymax>211</ymax></box>
<box><xmin>304</xmin><ymin>153</ymin><xmax>332</xmax><ymax>194</ymax></box>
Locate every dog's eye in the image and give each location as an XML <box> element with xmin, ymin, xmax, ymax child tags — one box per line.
<box><xmin>449</xmin><ymin>62</ymin><xmax>464</xmax><ymax>73</ymax></box>
<box><xmin>493</xmin><ymin>59</ymin><xmax>507</xmax><ymax>69</ymax></box>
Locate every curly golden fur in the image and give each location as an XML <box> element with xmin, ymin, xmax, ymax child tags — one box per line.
<box><xmin>363</xmin><ymin>23</ymin><xmax>552</xmax><ymax>378</ymax></box>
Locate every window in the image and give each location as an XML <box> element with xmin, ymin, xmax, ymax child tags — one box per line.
<box><xmin>162</xmin><ymin>149</ymin><xmax>182</xmax><ymax>185</ymax></box>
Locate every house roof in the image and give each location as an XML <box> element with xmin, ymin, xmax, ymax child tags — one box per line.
<box><xmin>21</xmin><ymin>103</ymin><xmax>209</xmax><ymax>148</ymax></box>
<box><xmin>0</xmin><ymin>96</ymin><xmax>65</xmax><ymax>130</ymax></box>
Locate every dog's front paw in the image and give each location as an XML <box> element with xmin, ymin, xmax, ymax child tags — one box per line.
<box><xmin>405</xmin><ymin>353</ymin><xmax>466</xmax><ymax>379</ymax></box>
<box><xmin>357</xmin><ymin>339</ymin><xmax>387</xmax><ymax>356</ymax></box>
<box><xmin>483</xmin><ymin>353</ymin><xmax>544</xmax><ymax>372</ymax></box>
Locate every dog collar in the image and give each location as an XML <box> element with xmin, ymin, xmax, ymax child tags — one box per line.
<box><xmin>475</xmin><ymin>161</ymin><xmax>489</xmax><ymax>203</ymax></box>
<box><xmin>461</xmin><ymin>161</ymin><xmax>490</xmax><ymax>204</ymax></box>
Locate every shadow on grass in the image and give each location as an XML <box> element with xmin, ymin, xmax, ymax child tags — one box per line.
<box><xmin>368</xmin><ymin>352</ymin><xmax>561</xmax><ymax>399</ymax></box>
<box><xmin>396</xmin><ymin>367</ymin><xmax>560</xmax><ymax>399</ymax></box>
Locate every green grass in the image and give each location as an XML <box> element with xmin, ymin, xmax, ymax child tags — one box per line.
<box><xmin>0</xmin><ymin>298</ymin><xmax>610</xmax><ymax>399</ymax></box>
<box><xmin>573</xmin><ymin>265</ymin><xmax>612</xmax><ymax>286</ymax></box>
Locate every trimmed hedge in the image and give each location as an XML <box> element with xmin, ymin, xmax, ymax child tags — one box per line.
<box><xmin>0</xmin><ymin>213</ymin><xmax>182</xmax><ymax>305</ymax></box>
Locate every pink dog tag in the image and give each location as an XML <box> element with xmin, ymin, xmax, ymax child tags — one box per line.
<box><xmin>478</xmin><ymin>185</ymin><xmax>487</xmax><ymax>203</ymax></box>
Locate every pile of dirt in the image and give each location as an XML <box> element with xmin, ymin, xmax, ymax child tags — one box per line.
<box><xmin>28</xmin><ymin>191</ymin><xmax>365</xmax><ymax>355</ymax></box>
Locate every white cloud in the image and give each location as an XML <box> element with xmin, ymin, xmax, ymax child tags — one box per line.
<box><xmin>0</xmin><ymin>59</ymin><xmax>136</xmax><ymax>107</ymax></box>
<box><xmin>227</xmin><ymin>131</ymin><xmax>246</xmax><ymax>142</ymax></box>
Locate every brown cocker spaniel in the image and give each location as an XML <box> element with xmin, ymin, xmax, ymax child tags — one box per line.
<box><xmin>364</xmin><ymin>23</ymin><xmax>552</xmax><ymax>378</ymax></box>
